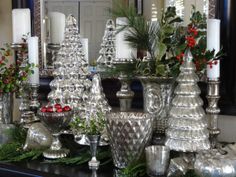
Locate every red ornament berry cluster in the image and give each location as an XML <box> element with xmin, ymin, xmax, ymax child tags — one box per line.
<box><xmin>40</xmin><ymin>104</ymin><xmax>72</xmax><ymax>113</ymax></box>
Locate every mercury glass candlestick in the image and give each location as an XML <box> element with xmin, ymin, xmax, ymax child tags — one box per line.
<box><xmin>29</xmin><ymin>84</ymin><xmax>40</xmax><ymax>113</ymax></box>
<box><xmin>47</xmin><ymin>43</ymin><xmax>61</xmax><ymax>69</ymax></box>
<box><xmin>88</xmin><ymin>135</ymin><xmax>101</xmax><ymax>168</ymax></box>
<box><xmin>113</xmin><ymin>59</ymin><xmax>135</xmax><ymax>112</ymax></box>
<box><xmin>11</xmin><ymin>43</ymin><xmax>32</xmax><ymax>124</ymax></box>
<box><xmin>206</xmin><ymin>78</ymin><xmax>221</xmax><ymax>149</ymax></box>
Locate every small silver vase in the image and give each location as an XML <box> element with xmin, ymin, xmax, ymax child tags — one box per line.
<box><xmin>88</xmin><ymin>134</ymin><xmax>101</xmax><ymax>168</ymax></box>
<box><xmin>0</xmin><ymin>93</ymin><xmax>13</xmax><ymax>124</ymax></box>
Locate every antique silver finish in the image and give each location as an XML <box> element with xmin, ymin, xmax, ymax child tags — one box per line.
<box><xmin>37</xmin><ymin>111</ymin><xmax>73</xmax><ymax>159</ymax></box>
<box><xmin>165</xmin><ymin>49</ymin><xmax>210</xmax><ymax>152</ymax></box>
<box><xmin>206</xmin><ymin>78</ymin><xmax>220</xmax><ymax>149</ymax></box>
<box><xmin>24</xmin><ymin>122</ymin><xmax>52</xmax><ymax>150</ymax></box>
<box><xmin>0</xmin><ymin>124</ymin><xmax>15</xmax><ymax>145</ymax></box>
<box><xmin>29</xmin><ymin>84</ymin><xmax>41</xmax><ymax>112</ymax></box>
<box><xmin>167</xmin><ymin>157</ymin><xmax>189</xmax><ymax>177</ymax></box>
<box><xmin>113</xmin><ymin>59</ymin><xmax>135</xmax><ymax>112</ymax></box>
<box><xmin>0</xmin><ymin>93</ymin><xmax>13</xmax><ymax>124</ymax></box>
<box><xmin>97</xmin><ymin>19</ymin><xmax>116</xmax><ymax>69</ymax></box>
<box><xmin>88</xmin><ymin>135</ymin><xmax>101</xmax><ymax>168</ymax></box>
<box><xmin>75</xmin><ymin>74</ymin><xmax>111</xmax><ymax>146</ymax></box>
<box><xmin>106</xmin><ymin>112</ymin><xmax>154</xmax><ymax>169</ymax></box>
<box><xmin>46</xmin><ymin>43</ymin><xmax>61</xmax><ymax>70</ymax></box>
<box><xmin>194</xmin><ymin>145</ymin><xmax>236</xmax><ymax>177</ymax></box>
<box><xmin>139</xmin><ymin>76</ymin><xmax>175</xmax><ymax>134</ymax></box>
<box><xmin>145</xmin><ymin>145</ymin><xmax>170</xmax><ymax>176</ymax></box>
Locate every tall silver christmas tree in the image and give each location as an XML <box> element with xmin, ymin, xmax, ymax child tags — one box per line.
<box><xmin>165</xmin><ymin>49</ymin><xmax>210</xmax><ymax>152</ymax></box>
<box><xmin>97</xmin><ymin>19</ymin><xmax>116</xmax><ymax>69</ymax></box>
<box><xmin>47</xmin><ymin>15</ymin><xmax>91</xmax><ymax>111</ymax></box>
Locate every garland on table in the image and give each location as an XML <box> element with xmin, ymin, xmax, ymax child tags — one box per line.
<box><xmin>0</xmin><ymin>126</ymin><xmax>111</xmax><ymax>165</ymax></box>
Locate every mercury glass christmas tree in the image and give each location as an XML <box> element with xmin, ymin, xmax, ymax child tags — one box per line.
<box><xmin>47</xmin><ymin>15</ymin><xmax>91</xmax><ymax>112</ymax></box>
<box><xmin>165</xmin><ymin>49</ymin><xmax>210</xmax><ymax>152</ymax></box>
<box><xmin>97</xmin><ymin>19</ymin><xmax>116</xmax><ymax>69</ymax></box>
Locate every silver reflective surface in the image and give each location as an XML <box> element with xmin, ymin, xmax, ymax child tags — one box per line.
<box><xmin>145</xmin><ymin>145</ymin><xmax>170</xmax><ymax>176</ymax></box>
<box><xmin>106</xmin><ymin>112</ymin><xmax>154</xmax><ymax>169</ymax></box>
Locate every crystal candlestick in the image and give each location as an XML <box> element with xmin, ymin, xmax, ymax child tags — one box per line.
<box><xmin>206</xmin><ymin>78</ymin><xmax>221</xmax><ymax>149</ymax></box>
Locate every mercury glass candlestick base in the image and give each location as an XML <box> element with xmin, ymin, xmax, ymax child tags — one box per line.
<box><xmin>37</xmin><ymin>111</ymin><xmax>73</xmax><ymax>159</ymax></box>
<box><xmin>113</xmin><ymin>59</ymin><xmax>135</xmax><ymax>112</ymax></box>
<box><xmin>29</xmin><ymin>84</ymin><xmax>40</xmax><ymax>113</ymax></box>
<box><xmin>206</xmin><ymin>78</ymin><xmax>221</xmax><ymax>149</ymax></box>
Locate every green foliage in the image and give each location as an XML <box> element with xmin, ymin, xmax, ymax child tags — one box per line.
<box><xmin>0</xmin><ymin>43</ymin><xmax>35</xmax><ymax>93</ymax></box>
<box><xmin>70</xmin><ymin>111</ymin><xmax>106</xmax><ymax>135</ymax></box>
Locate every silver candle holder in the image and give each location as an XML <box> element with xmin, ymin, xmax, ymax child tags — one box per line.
<box><xmin>29</xmin><ymin>84</ymin><xmax>40</xmax><ymax>112</ymax></box>
<box><xmin>206</xmin><ymin>78</ymin><xmax>221</xmax><ymax>149</ymax></box>
<box><xmin>112</xmin><ymin>59</ymin><xmax>135</xmax><ymax>112</ymax></box>
<box><xmin>47</xmin><ymin>43</ymin><xmax>61</xmax><ymax>69</ymax></box>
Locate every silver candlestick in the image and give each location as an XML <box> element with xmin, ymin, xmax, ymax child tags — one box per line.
<box><xmin>113</xmin><ymin>59</ymin><xmax>135</xmax><ymax>112</ymax></box>
<box><xmin>30</xmin><ymin>84</ymin><xmax>40</xmax><ymax>112</ymax></box>
<box><xmin>10</xmin><ymin>43</ymin><xmax>33</xmax><ymax>123</ymax></box>
<box><xmin>47</xmin><ymin>43</ymin><xmax>61</xmax><ymax>69</ymax></box>
<box><xmin>206</xmin><ymin>78</ymin><xmax>221</xmax><ymax>149</ymax></box>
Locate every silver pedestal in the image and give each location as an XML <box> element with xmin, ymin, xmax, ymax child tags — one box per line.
<box><xmin>206</xmin><ymin>78</ymin><xmax>220</xmax><ymax>149</ymax></box>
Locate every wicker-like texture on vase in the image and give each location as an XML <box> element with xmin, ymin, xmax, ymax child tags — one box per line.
<box><xmin>165</xmin><ymin>49</ymin><xmax>210</xmax><ymax>152</ymax></box>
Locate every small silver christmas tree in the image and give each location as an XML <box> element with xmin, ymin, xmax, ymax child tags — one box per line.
<box><xmin>85</xmin><ymin>73</ymin><xmax>111</xmax><ymax>121</ymax></box>
<box><xmin>47</xmin><ymin>15</ymin><xmax>91</xmax><ymax>111</ymax></box>
<box><xmin>97</xmin><ymin>19</ymin><xmax>116</xmax><ymax>69</ymax></box>
<box><xmin>165</xmin><ymin>49</ymin><xmax>210</xmax><ymax>152</ymax></box>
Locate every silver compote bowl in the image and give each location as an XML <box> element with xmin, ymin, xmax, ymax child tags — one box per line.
<box><xmin>37</xmin><ymin>111</ymin><xmax>73</xmax><ymax>159</ymax></box>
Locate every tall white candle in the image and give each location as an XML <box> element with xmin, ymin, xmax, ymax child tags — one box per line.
<box><xmin>80</xmin><ymin>38</ymin><xmax>89</xmax><ymax>63</ymax></box>
<box><xmin>115</xmin><ymin>17</ymin><xmax>137</xmax><ymax>59</ymax></box>
<box><xmin>206</xmin><ymin>19</ymin><xmax>221</xmax><ymax>79</ymax></box>
<box><xmin>12</xmin><ymin>9</ymin><xmax>31</xmax><ymax>43</ymax></box>
<box><xmin>48</xmin><ymin>12</ymin><xmax>66</xmax><ymax>44</ymax></box>
<box><xmin>28</xmin><ymin>37</ymin><xmax>39</xmax><ymax>85</ymax></box>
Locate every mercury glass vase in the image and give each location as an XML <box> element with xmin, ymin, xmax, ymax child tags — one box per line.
<box><xmin>106</xmin><ymin>112</ymin><xmax>154</xmax><ymax>169</ymax></box>
<box><xmin>138</xmin><ymin>76</ymin><xmax>175</xmax><ymax>137</ymax></box>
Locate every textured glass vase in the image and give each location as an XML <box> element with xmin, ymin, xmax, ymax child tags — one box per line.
<box><xmin>138</xmin><ymin>76</ymin><xmax>175</xmax><ymax>135</ymax></box>
<box><xmin>106</xmin><ymin>112</ymin><xmax>154</xmax><ymax>169</ymax></box>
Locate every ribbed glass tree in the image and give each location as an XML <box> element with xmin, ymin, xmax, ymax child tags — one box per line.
<box><xmin>47</xmin><ymin>15</ymin><xmax>91</xmax><ymax>112</ymax></box>
<box><xmin>97</xmin><ymin>19</ymin><xmax>116</xmax><ymax>69</ymax></box>
<box><xmin>165</xmin><ymin>49</ymin><xmax>210</xmax><ymax>152</ymax></box>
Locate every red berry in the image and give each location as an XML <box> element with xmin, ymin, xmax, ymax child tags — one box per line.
<box><xmin>214</xmin><ymin>60</ymin><xmax>218</xmax><ymax>65</ymax></box>
<box><xmin>47</xmin><ymin>106</ymin><xmax>54</xmax><ymax>113</ymax></box>
<box><xmin>54</xmin><ymin>103</ymin><xmax>62</xmax><ymax>109</ymax></box>
<box><xmin>56</xmin><ymin>108</ymin><xmax>63</xmax><ymax>113</ymax></box>
<box><xmin>41</xmin><ymin>107</ymin><xmax>47</xmax><ymax>112</ymax></box>
<box><xmin>63</xmin><ymin>106</ymin><xmax>71</xmax><ymax>112</ymax></box>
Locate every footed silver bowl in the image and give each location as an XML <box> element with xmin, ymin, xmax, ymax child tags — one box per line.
<box><xmin>37</xmin><ymin>111</ymin><xmax>73</xmax><ymax>159</ymax></box>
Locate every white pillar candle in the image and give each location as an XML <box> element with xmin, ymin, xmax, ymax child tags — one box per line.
<box><xmin>12</xmin><ymin>8</ymin><xmax>31</xmax><ymax>43</ymax></box>
<box><xmin>48</xmin><ymin>12</ymin><xmax>66</xmax><ymax>44</ymax></box>
<box><xmin>207</xmin><ymin>19</ymin><xmax>221</xmax><ymax>79</ymax></box>
<box><xmin>115</xmin><ymin>17</ymin><xmax>137</xmax><ymax>59</ymax></box>
<box><xmin>80</xmin><ymin>38</ymin><xmax>89</xmax><ymax>63</ymax></box>
<box><xmin>28</xmin><ymin>37</ymin><xmax>39</xmax><ymax>85</ymax></box>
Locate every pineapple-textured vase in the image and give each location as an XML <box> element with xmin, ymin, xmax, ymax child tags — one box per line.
<box><xmin>106</xmin><ymin>112</ymin><xmax>154</xmax><ymax>169</ymax></box>
<box><xmin>165</xmin><ymin>49</ymin><xmax>210</xmax><ymax>152</ymax></box>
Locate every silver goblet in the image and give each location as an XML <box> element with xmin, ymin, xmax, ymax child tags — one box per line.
<box><xmin>37</xmin><ymin>111</ymin><xmax>73</xmax><ymax>159</ymax></box>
